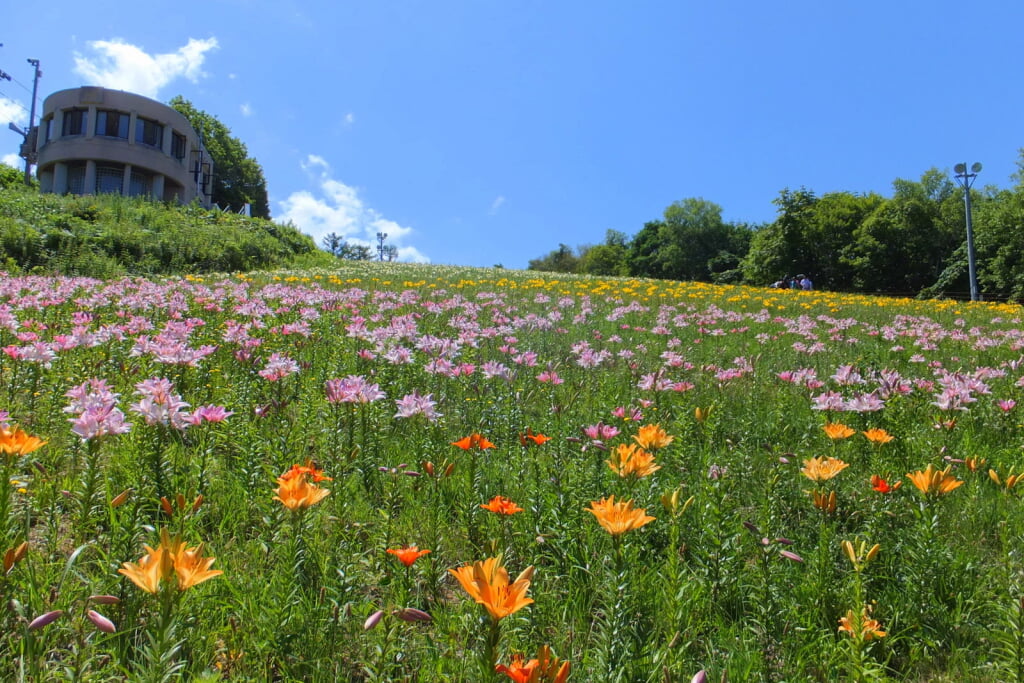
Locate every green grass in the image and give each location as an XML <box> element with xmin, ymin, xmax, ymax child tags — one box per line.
<box><xmin>0</xmin><ymin>264</ymin><xmax>1022</xmax><ymax>681</ymax></box>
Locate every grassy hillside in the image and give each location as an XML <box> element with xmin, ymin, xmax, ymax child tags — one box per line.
<box><xmin>0</xmin><ymin>179</ymin><xmax>331</xmax><ymax>277</ymax></box>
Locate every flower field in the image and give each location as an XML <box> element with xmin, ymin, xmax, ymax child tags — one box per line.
<box><xmin>3</xmin><ymin>263</ymin><xmax>1024</xmax><ymax>681</ymax></box>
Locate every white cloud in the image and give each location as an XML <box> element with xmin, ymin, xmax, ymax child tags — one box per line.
<box><xmin>489</xmin><ymin>195</ymin><xmax>506</xmax><ymax>215</ymax></box>
<box><xmin>344</xmin><ymin>112</ymin><xmax>355</xmax><ymax>125</ymax></box>
<box><xmin>278</xmin><ymin>155</ymin><xmax>429</xmax><ymax>263</ymax></box>
<box><xmin>0</xmin><ymin>97</ymin><xmax>27</xmax><ymax>128</ymax></box>
<box><xmin>73</xmin><ymin>37</ymin><xmax>219</xmax><ymax>99</ymax></box>
<box><xmin>240</xmin><ymin>102</ymin><xmax>252</xmax><ymax>117</ymax></box>
<box><xmin>2</xmin><ymin>153</ymin><xmax>22</xmax><ymax>169</ymax></box>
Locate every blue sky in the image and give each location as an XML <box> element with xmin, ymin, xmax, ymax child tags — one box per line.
<box><xmin>2</xmin><ymin>1</ymin><xmax>1022</xmax><ymax>269</ymax></box>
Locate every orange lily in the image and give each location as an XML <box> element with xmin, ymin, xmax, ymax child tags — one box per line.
<box><xmin>531</xmin><ymin>644</ymin><xmax>570</xmax><ymax>683</ymax></box>
<box><xmin>387</xmin><ymin>545</ymin><xmax>432</xmax><ymax>567</ymax></box>
<box><xmin>448</xmin><ymin>556</ymin><xmax>534</xmax><ymax>621</ymax></box>
<box><xmin>481</xmin><ymin>495</ymin><xmax>524</xmax><ymax>515</ymax></box>
<box><xmin>174</xmin><ymin>541</ymin><xmax>224</xmax><ymax>590</ymax></box>
<box><xmin>870</xmin><ymin>474</ymin><xmax>901</xmax><ymax>493</ymax></box>
<box><xmin>800</xmin><ymin>456</ymin><xmax>849</xmax><ymax>482</ymax></box>
<box><xmin>822</xmin><ymin>423</ymin><xmax>855</xmax><ymax>440</ymax></box>
<box><xmin>518</xmin><ymin>429</ymin><xmax>552</xmax><ymax>446</ymax></box>
<box><xmin>280</xmin><ymin>460</ymin><xmax>332</xmax><ymax>482</ymax></box>
<box><xmin>906</xmin><ymin>464</ymin><xmax>963</xmax><ymax>496</ymax></box>
<box><xmin>119</xmin><ymin>529</ymin><xmax>221</xmax><ymax>593</ymax></box>
<box><xmin>0</xmin><ymin>427</ymin><xmax>47</xmax><ymax>456</ymax></box>
<box><xmin>273</xmin><ymin>467</ymin><xmax>331</xmax><ymax>510</ymax></box>
<box><xmin>452</xmin><ymin>433</ymin><xmax>496</xmax><ymax>450</ymax></box>
<box><xmin>838</xmin><ymin>605</ymin><xmax>886</xmax><ymax>641</ymax></box>
<box><xmin>587</xmin><ymin>496</ymin><xmax>655</xmax><ymax>536</ymax></box>
<box><xmin>862</xmin><ymin>428</ymin><xmax>894</xmax><ymax>445</ymax></box>
<box><xmin>496</xmin><ymin>654</ymin><xmax>538</xmax><ymax>683</ymax></box>
<box><xmin>496</xmin><ymin>645</ymin><xmax>570</xmax><ymax>683</ymax></box>
<box><xmin>118</xmin><ymin>541</ymin><xmax>173</xmax><ymax>594</ymax></box>
<box><xmin>633</xmin><ymin>424</ymin><xmax>673</xmax><ymax>450</ymax></box>
<box><xmin>606</xmin><ymin>443</ymin><xmax>661</xmax><ymax>478</ymax></box>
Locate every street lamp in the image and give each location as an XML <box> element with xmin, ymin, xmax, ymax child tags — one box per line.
<box><xmin>23</xmin><ymin>59</ymin><xmax>41</xmax><ymax>186</ymax></box>
<box><xmin>953</xmin><ymin>162</ymin><xmax>982</xmax><ymax>301</ymax></box>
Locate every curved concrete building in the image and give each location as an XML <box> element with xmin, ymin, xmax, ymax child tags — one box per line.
<box><xmin>35</xmin><ymin>87</ymin><xmax>213</xmax><ymax>207</ymax></box>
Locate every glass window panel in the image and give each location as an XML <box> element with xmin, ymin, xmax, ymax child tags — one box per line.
<box><xmin>66</xmin><ymin>163</ymin><xmax>86</xmax><ymax>194</ymax></box>
<box><xmin>129</xmin><ymin>170</ymin><xmax>152</xmax><ymax>197</ymax></box>
<box><xmin>95</xmin><ymin>165</ymin><xmax>124</xmax><ymax>194</ymax></box>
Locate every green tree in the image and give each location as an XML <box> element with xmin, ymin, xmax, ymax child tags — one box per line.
<box><xmin>625</xmin><ymin>199</ymin><xmax>751</xmax><ymax>283</ymax></box>
<box><xmin>742</xmin><ymin>188</ymin><xmax>817</xmax><ymax>286</ymax></box>
<box><xmin>528</xmin><ymin>243</ymin><xmax>579</xmax><ymax>273</ymax></box>
<box><xmin>626</xmin><ymin>221</ymin><xmax>666</xmax><ymax>278</ymax></box>
<box><xmin>805</xmin><ymin>191</ymin><xmax>884</xmax><ymax>290</ymax></box>
<box><xmin>322</xmin><ymin>233</ymin><xmax>373</xmax><ymax>260</ymax></box>
<box><xmin>656</xmin><ymin>198</ymin><xmax>725</xmax><ymax>281</ymax></box>
<box><xmin>579</xmin><ymin>230</ymin><xmax>629</xmax><ymax>276</ymax></box>
<box><xmin>169</xmin><ymin>96</ymin><xmax>271</xmax><ymax>219</ymax></box>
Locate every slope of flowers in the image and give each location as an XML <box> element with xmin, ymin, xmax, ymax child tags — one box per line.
<box><xmin>1</xmin><ymin>264</ymin><xmax>1024</xmax><ymax>680</ymax></box>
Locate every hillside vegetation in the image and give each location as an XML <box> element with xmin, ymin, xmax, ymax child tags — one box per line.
<box><xmin>0</xmin><ymin>169</ymin><xmax>328</xmax><ymax>277</ymax></box>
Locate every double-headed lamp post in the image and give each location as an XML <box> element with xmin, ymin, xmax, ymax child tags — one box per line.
<box><xmin>953</xmin><ymin>162</ymin><xmax>982</xmax><ymax>301</ymax></box>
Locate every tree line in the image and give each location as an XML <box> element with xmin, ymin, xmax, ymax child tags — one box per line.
<box><xmin>528</xmin><ymin>152</ymin><xmax>1024</xmax><ymax>300</ymax></box>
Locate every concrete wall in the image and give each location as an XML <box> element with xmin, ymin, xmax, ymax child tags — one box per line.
<box><xmin>35</xmin><ymin>87</ymin><xmax>213</xmax><ymax>207</ymax></box>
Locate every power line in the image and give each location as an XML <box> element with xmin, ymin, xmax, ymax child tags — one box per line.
<box><xmin>6</xmin><ymin>75</ymin><xmax>35</xmax><ymax>97</ymax></box>
<box><xmin>0</xmin><ymin>89</ymin><xmax>29</xmax><ymax>117</ymax></box>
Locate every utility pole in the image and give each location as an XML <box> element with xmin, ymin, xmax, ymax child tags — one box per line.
<box><xmin>953</xmin><ymin>162</ymin><xmax>982</xmax><ymax>301</ymax></box>
<box><xmin>20</xmin><ymin>59</ymin><xmax>41</xmax><ymax>185</ymax></box>
<box><xmin>376</xmin><ymin>231</ymin><xmax>388</xmax><ymax>261</ymax></box>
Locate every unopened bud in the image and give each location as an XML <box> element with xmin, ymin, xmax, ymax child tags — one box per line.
<box><xmin>842</xmin><ymin>540</ymin><xmax>856</xmax><ymax>566</ymax></box>
<box><xmin>515</xmin><ymin>565</ymin><xmax>535</xmax><ymax>584</ymax></box>
<box><xmin>28</xmin><ymin>610</ymin><xmax>63</xmax><ymax>631</ymax></box>
<box><xmin>110</xmin><ymin>489</ymin><xmax>131</xmax><ymax>508</ymax></box>
<box><xmin>4</xmin><ymin>541</ymin><xmax>28</xmax><ymax>574</ymax></box>
<box><xmin>364</xmin><ymin>610</ymin><xmax>384</xmax><ymax>631</ymax></box>
<box><xmin>88</xmin><ymin>595</ymin><xmax>120</xmax><ymax>605</ymax></box>
<box><xmin>865</xmin><ymin>544</ymin><xmax>880</xmax><ymax>563</ymax></box>
<box><xmin>394</xmin><ymin>607</ymin><xmax>432</xmax><ymax>623</ymax></box>
<box><xmin>87</xmin><ymin>610</ymin><xmax>116</xmax><ymax>634</ymax></box>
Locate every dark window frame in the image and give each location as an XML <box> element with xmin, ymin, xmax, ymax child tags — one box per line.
<box><xmin>96</xmin><ymin>110</ymin><xmax>129</xmax><ymax>139</ymax></box>
<box><xmin>171</xmin><ymin>131</ymin><xmax>187</xmax><ymax>160</ymax></box>
<box><xmin>136</xmin><ymin>117</ymin><xmax>163</xmax><ymax>148</ymax></box>
<box><xmin>61</xmin><ymin>108</ymin><xmax>87</xmax><ymax>137</ymax></box>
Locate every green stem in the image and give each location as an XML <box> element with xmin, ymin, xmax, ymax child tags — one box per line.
<box><xmin>482</xmin><ymin>617</ymin><xmax>501</xmax><ymax>680</ymax></box>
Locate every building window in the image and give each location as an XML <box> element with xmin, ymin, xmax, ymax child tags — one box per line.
<box><xmin>129</xmin><ymin>169</ymin><xmax>153</xmax><ymax>198</ymax></box>
<box><xmin>96</xmin><ymin>110</ymin><xmax>129</xmax><ymax>139</ymax></box>
<box><xmin>136</xmin><ymin>117</ymin><xmax>163</xmax><ymax>148</ymax></box>
<box><xmin>171</xmin><ymin>132</ymin><xmax>187</xmax><ymax>160</ymax></box>
<box><xmin>66</xmin><ymin>163</ymin><xmax>86</xmax><ymax>194</ymax></box>
<box><xmin>62</xmin><ymin>109</ymin><xmax>87</xmax><ymax>137</ymax></box>
<box><xmin>41</xmin><ymin>117</ymin><xmax>52</xmax><ymax>145</ymax></box>
<box><xmin>95</xmin><ymin>164</ymin><xmax>124</xmax><ymax>195</ymax></box>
